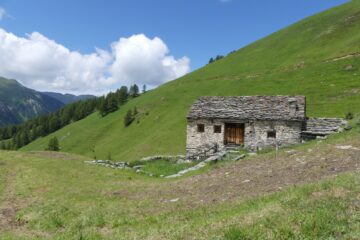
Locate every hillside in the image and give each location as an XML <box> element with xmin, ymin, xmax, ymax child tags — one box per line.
<box><xmin>2</xmin><ymin>127</ymin><xmax>360</xmax><ymax>239</ymax></box>
<box><xmin>42</xmin><ymin>92</ymin><xmax>95</xmax><ymax>105</ymax></box>
<box><xmin>23</xmin><ymin>0</ymin><xmax>360</xmax><ymax>161</ymax></box>
<box><xmin>0</xmin><ymin>77</ymin><xmax>64</xmax><ymax>127</ymax></box>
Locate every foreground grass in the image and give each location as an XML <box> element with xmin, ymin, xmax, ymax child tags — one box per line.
<box><xmin>2</xmin><ymin>125</ymin><xmax>360</xmax><ymax>239</ymax></box>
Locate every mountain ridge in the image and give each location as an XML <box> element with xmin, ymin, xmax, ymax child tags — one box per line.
<box><xmin>0</xmin><ymin>77</ymin><xmax>65</xmax><ymax>126</ymax></box>
<box><xmin>42</xmin><ymin>92</ymin><xmax>96</xmax><ymax>105</ymax></box>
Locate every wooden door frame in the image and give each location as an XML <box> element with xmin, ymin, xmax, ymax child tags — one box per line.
<box><xmin>224</xmin><ymin>122</ymin><xmax>245</xmax><ymax>145</ymax></box>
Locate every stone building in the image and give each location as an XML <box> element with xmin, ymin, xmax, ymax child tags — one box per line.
<box><xmin>186</xmin><ymin>96</ymin><xmax>346</xmax><ymax>158</ymax></box>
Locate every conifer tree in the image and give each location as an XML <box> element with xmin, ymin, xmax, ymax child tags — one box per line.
<box><xmin>129</xmin><ymin>84</ymin><xmax>139</xmax><ymax>97</ymax></box>
<box><xmin>116</xmin><ymin>86</ymin><xmax>128</xmax><ymax>105</ymax></box>
<box><xmin>124</xmin><ymin>109</ymin><xmax>134</xmax><ymax>127</ymax></box>
<box><xmin>142</xmin><ymin>84</ymin><xmax>147</xmax><ymax>93</ymax></box>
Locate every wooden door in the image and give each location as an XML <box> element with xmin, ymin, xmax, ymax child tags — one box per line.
<box><xmin>225</xmin><ymin>123</ymin><xmax>244</xmax><ymax>145</ymax></box>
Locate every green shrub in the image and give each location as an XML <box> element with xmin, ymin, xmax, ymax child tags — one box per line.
<box><xmin>124</xmin><ymin>109</ymin><xmax>135</xmax><ymax>127</ymax></box>
<box><xmin>345</xmin><ymin>112</ymin><xmax>354</xmax><ymax>120</ymax></box>
<box><xmin>46</xmin><ymin>136</ymin><xmax>60</xmax><ymax>151</ymax></box>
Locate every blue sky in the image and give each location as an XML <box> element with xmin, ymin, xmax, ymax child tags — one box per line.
<box><xmin>0</xmin><ymin>0</ymin><xmax>350</xmax><ymax>94</ymax></box>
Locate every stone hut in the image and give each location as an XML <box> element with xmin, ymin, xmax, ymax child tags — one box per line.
<box><xmin>186</xmin><ymin>96</ymin><xmax>346</xmax><ymax>158</ymax></box>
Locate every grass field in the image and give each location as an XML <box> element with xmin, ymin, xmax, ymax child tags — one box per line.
<box><xmin>21</xmin><ymin>0</ymin><xmax>360</xmax><ymax>161</ymax></box>
<box><xmin>2</xmin><ymin>124</ymin><xmax>360</xmax><ymax>239</ymax></box>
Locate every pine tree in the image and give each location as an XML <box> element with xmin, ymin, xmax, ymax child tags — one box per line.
<box><xmin>215</xmin><ymin>55</ymin><xmax>224</xmax><ymax>61</ymax></box>
<box><xmin>116</xmin><ymin>86</ymin><xmax>128</xmax><ymax>105</ymax></box>
<box><xmin>22</xmin><ymin>130</ymin><xmax>30</xmax><ymax>146</ymax></box>
<box><xmin>97</xmin><ymin>97</ymin><xmax>106</xmax><ymax>117</ymax></box>
<box><xmin>133</xmin><ymin>84</ymin><xmax>139</xmax><ymax>96</ymax></box>
<box><xmin>106</xmin><ymin>93</ymin><xmax>118</xmax><ymax>113</ymax></box>
<box><xmin>124</xmin><ymin>110</ymin><xmax>134</xmax><ymax>127</ymax></box>
<box><xmin>129</xmin><ymin>84</ymin><xmax>139</xmax><ymax>97</ymax></box>
<box><xmin>142</xmin><ymin>84</ymin><xmax>147</xmax><ymax>93</ymax></box>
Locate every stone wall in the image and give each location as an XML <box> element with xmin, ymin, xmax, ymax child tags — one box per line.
<box><xmin>186</xmin><ymin>119</ymin><xmax>225</xmax><ymax>157</ymax></box>
<box><xmin>186</xmin><ymin>119</ymin><xmax>302</xmax><ymax>156</ymax></box>
<box><xmin>244</xmin><ymin>120</ymin><xmax>302</xmax><ymax>151</ymax></box>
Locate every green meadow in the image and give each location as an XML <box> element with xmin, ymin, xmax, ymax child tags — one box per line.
<box><xmin>2</xmin><ymin>124</ymin><xmax>360</xmax><ymax>239</ymax></box>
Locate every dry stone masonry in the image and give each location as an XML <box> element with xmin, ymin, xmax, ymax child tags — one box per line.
<box><xmin>186</xmin><ymin>96</ymin><xmax>348</xmax><ymax>158</ymax></box>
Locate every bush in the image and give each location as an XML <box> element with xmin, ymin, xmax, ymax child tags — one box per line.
<box><xmin>46</xmin><ymin>137</ymin><xmax>60</xmax><ymax>151</ymax></box>
<box><xmin>124</xmin><ymin>110</ymin><xmax>135</xmax><ymax>127</ymax></box>
<box><xmin>345</xmin><ymin>112</ymin><xmax>354</xmax><ymax>120</ymax></box>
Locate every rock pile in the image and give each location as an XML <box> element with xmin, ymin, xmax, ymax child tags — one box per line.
<box><xmin>84</xmin><ymin>160</ymin><xmax>129</xmax><ymax>169</ymax></box>
<box><xmin>165</xmin><ymin>150</ymin><xmax>237</xmax><ymax>178</ymax></box>
<box><xmin>141</xmin><ymin>155</ymin><xmax>186</xmax><ymax>162</ymax></box>
<box><xmin>186</xmin><ymin>142</ymin><xmax>219</xmax><ymax>160</ymax></box>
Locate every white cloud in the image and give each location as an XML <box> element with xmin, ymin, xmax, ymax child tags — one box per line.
<box><xmin>110</xmin><ymin>34</ymin><xmax>190</xmax><ymax>88</ymax></box>
<box><xmin>0</xmin><ymin>29</ymin><xmax>190</xmax><ymax>94</ymax></box>
<box><xmin>0</xmin><ymin>7</ymin><xmax>6</xmax><ymax>20</ymax></box>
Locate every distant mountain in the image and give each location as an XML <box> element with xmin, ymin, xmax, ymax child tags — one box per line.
<box><xmin>0</xmin><ymin>77</ymin><xmax>65</xmax><ymax>126</ymax></box>
<box><xmin>42</xmin><ymin>92</ymin><xmax>96</xmax><ymax>105</ymax></box>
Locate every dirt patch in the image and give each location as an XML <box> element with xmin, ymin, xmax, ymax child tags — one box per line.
<box><xmin>0</xmin><ymin>174</ymin><xmax>26</xmax><ymax>232</ymax></box>
<box><xmin>0</xmin><ymin>172</ymin><xmax>49</xmax><ymax>238</ymax></box>
<box><xmin>110</xmin><ymin>139</ymin><xmax>360</xmax><ymax>214</ymax></box>
<box><xmin>28</xmin><ymin>151</ymin><xmax>82</xmax><ymax>160</ymax></box>
<box><xmin>325</xmin><ymin>52</ymin><xmax>360</xmax><ymax>62</ymax></box>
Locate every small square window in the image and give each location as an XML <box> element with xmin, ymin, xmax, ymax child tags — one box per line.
<box><xmin>214</xmin><ymin>125</ymin><xmax>222</xmax><ymax>133</ymax></box>
<box><xmin>197</xmin><ymin>124</ymin><xmax>205</xmax><ymax>133</ymax></box>
<box><xmin>267</xmin><ymin>130</ymin><xmax>276</xmax><ymax>138</ymax></box>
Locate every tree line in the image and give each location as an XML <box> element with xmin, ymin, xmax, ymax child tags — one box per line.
<box><xmin>208</xmin><ymin>55</ymin><xmax>224</xmax><ymax>64</ymax></box>
<box><xmin>0</xmin><ymin>84</ymin><xmax>145</xmax><ymax>150</ymax></box>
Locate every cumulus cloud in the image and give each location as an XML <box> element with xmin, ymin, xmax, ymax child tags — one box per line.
<box><xmin>0</xmin><ymin>7</ymin><xmax>6</xmax><ymax>20</ymax></box>
<box><xmin>0</xmin><ymin>29</ymin><xmax>190</xmax><ymax>94</ymax></box>
<box><xmin>110</xmin><ymin>34</ymin><xmax>190</xmax><ymax>88</ymax></box>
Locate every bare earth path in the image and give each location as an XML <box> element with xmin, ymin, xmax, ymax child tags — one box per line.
<box><xmin>111</xmin><ymin>141</ymin><xmax>360</xmax><ymax>213</ymax></box>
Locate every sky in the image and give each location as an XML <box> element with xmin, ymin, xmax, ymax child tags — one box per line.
<box><xmin>0</xmin><ymin>0</ymin><xmax>349</xmax><ymax>95</ymax></box>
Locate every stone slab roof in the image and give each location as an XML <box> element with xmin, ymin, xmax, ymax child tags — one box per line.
<box><xmin>187</xmin><ymin>96</ymin><xmax>306</xmax><ymax>121</ymax></box>
<box><xmin>302</xmin><ymin>118</ymin><xmax>347</xmax><ymax>135</ymax></box>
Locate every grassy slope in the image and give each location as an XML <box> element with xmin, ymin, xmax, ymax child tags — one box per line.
<box><xmin>23</xmin><ymin>0</ymin><xmax>360</xmax><ymax>161</ymax></box>
<box><xmin>2</xmin><ymin>126</ymin><xmax>360</xmax><ymax>239</ymax></box>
